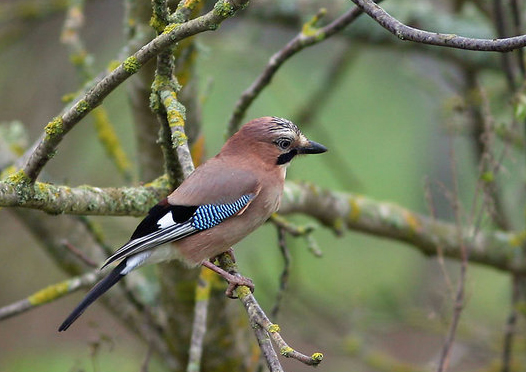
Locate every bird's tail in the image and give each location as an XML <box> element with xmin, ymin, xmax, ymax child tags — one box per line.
<box><xmin>58</xmin><ymin>260</ymin><xmax>127</xmax><ymax>332</ymax></box>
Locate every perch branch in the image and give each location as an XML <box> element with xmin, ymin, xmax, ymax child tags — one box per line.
<box><xmin>253</xmin><ymin>326</ymin><xmax>284</xmax><ymax>372</ymax></box>
<box><xmin>2</xmin><ymin>177</ymin><xmax>526</xmax><ymax>274</ymax></box>
<box><xmin>217</xmin><ymin>254</ymin><xmax>323</xmax><ymax>368</ymax></box>
<box><xmin>349</xmin><ymin>0</ymin><xmax>526</xmax><ymax>52</ymax></box>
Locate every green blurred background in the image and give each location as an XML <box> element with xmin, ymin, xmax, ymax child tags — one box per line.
<box><xmin>0</xmin><ymin>0</ymin><xmax>514</xmax><ymax>371</ymax></box>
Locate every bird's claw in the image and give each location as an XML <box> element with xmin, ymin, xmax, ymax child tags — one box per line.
<box><xmin>201</xmin><ymin>259</ymin><xmax>255</xmax><ymax>298</ymax></box>
<box><xmin>225</xmin><ymin>274</ymin><xmax>254</xmax><ymax>298</ymax></box>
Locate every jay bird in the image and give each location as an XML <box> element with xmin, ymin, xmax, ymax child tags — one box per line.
<box><xmin>58</xmin><ymin>116</ymin><xmax>327</xmax><ymax>331</ymax></box>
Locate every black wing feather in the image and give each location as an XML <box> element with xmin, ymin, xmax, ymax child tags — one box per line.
<box><xmin>130</xmin><ymin>199</ymin><xmax>198</xmax><ymax>240</ymax></box>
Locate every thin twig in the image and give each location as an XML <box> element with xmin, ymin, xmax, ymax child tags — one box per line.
<box><xmin>270</xmin><ymin>214</ymin><xmax>322</xmax><ymax>256</ymax></box>
<box><xmin>62</xmin><ymin>240</ymin><xmax>98</xmax><ymax>268</ymax></box>
<box><xmin>492</xmin><ymin>0</ymin><xmax>516</xmax><ymax>89</ymax></box>
<box><xmin>254</xmin><ymin>326</ymin><xmax>284</xmax><ymax>372</ymax></box>
<box><xmin>270</xmin><ymin>214</ymin><xmax>315</xmax><ymax>237</ymax></box>
<box><xmin>464</xmin><ymin>70</ymin><xmax>510</xmax><ymax>229</ymax></box>
<box><xmin>436</xmin><ymin>76</ymin><xmax>513</xmax><ymax>370</ymax></box>
<box><xmin>501</xmin><ymin>275</ymin><xmax>521</xmax><ymax>372</ymax></box>
<box><xmin>436</xmin><ymin>136</ymin><xmax>468</xmax><ymax>372</ymax></box>
<box><xmin>350</xmin><ymin>0</ymin><xmax>526</xmax><ymax>52</ymax></box>
<box><xmin>140</xmin><ymin>342</ymin><xmax>154</xmax><ymax>372</ymax></box>
<box><xmin>271</xmin><ymin>227</ymin><xmax>291</xmax><ymax>319</ymax></box>
<box><xmin>509</xmin><ymin>0</ymin><xmax>525</xmax><ymax>77</ymax></box>
<box><xmin>423</xmin><ymin>178</ymin><xmax>454</xmax><ymax>294</ymax></box>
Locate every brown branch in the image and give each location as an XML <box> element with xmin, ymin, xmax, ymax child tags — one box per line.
<box><xmin>62</xmin><ymin>240</ymin><xmax>98</xmax><ymax>268</ymax></box>
<box><xmin>349</xmin><ymin>0</ymin><xmax>526</xmax><ymax>52</ymax></box>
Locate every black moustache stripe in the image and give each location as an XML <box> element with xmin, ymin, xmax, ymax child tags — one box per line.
<box><xmin>276</xmin><ymin>149</ymin><xmax>298</xmax><ymax>165</ymax></box>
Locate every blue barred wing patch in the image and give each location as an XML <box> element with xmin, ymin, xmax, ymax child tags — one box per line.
<box><xmin>191</xmin><ymin>194</ymin><xmax>254</xmax><ymax>230</ymax></box>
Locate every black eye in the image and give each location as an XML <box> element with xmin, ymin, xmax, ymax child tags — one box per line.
<box><xmin>276</xmin><ymin>138</ymin><xmax>292</xmax><ymax>150</ymax></box>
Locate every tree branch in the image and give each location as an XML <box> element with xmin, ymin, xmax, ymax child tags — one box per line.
<box><xmin>3</xmin><ymin>170</ymin><xmax>526</xmax><ymax>274</ymax></box>
<box><xmin>0</xmin><ymin>270</ymin><xmax>101</xmax><ymax>321</ymax></box>
<box><xmin>217</xmin><ymin>254</ymin><xmax>323</xmax><ymax>369</ymax></box>
<box><xmin>279</xmin><ymin>181</ymin><xmax>526</xmax><ymax>274</ymax></box>
<box><xmin>0</xmin><ymin>175</ymin><xmax>171</xmax><ymax>216</ymax></box>
<box><xmin>21</xmin><ymin>0</ymin><xmax>250</xmax><ymax>182</ymax></box>
<box><xmin>349</xmin><ymin>0</ymin><xmax>526</xmax><ymax>52</ymax></box>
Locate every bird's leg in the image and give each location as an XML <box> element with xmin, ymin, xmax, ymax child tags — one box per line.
<box><xmin>202</xmin><ymin>259</ymin><xmax>254</xmax><ymax>298</ymax></box>
<box><xmin>224</xmin><ymin>247</ymin><xmax>237</xmax><ymax>262</ymax></box>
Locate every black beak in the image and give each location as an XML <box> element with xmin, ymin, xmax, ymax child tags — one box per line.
<box><xmin>298</xmin><ymin>140</ymin><xmax>328</xmax><ymax>154</ymax></box>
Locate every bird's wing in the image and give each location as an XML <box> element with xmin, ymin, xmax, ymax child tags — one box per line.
<box><xmin>101</xmin><ymin>162</ymin><xmax>260</xmax><ymax>269</ymax></box>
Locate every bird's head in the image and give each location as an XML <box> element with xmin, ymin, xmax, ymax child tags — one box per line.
<box><xmin>223</xmin><ymin>117</ymin><xmax>327</xmax><ymax>166</ymax></box>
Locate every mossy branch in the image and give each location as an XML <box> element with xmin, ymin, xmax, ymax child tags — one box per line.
<box><xmin>0</xmin><ymin>270</ymin><xmax>101</xmax><ymax>321</ymax></box>
<box><xmin>280</xmin><ymin>181</ymin><xmax>526</xmax><ymax>274</ymax></box>
<box><xmin>0</xmin><ymin>174</ymin><xmax>171</xmax><ymax>216</ymax></box>
<box><xmin>217</xmin><ymin>254</ymin><xmax>323</xmax><ymax>369</ymax></box>
<box><xmin>1</xmin><ymin>177</ymin><xmax>524</xmax><ymax>274</ymax></box>
<box><xmin>22</xmin><ymin>0</ymin><xmax>250</xmax><ymax>182</ymax></box>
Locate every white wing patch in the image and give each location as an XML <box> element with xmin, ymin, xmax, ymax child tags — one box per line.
<box><xmin>157</xmin><ymin>212</ymin><xmax>175</xmax><ymax>229</ymax></box>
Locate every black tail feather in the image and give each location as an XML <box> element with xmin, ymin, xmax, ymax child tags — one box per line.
<box><xmin>58</xmin><ymin>261</ymin><xmax>127</xmax><ymax>332</ymax></box>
